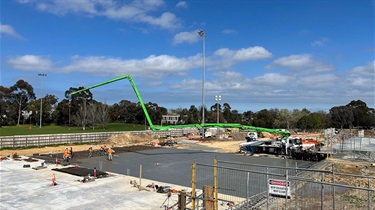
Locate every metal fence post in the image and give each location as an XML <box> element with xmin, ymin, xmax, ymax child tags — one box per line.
<box><xmin>246</xmin><ymin>172</ymin><xmax>249</xmax><ymax>210</ymax></box>
<box><xmin>321</xmin><ymin>172</ymin><xmax>324</xmax><ymax>210</ymax></box>
<box><xmin>285</xmin><ymin>169</ymin><xmax>288</xmax><ymax>210</ymax></box>
<box><xmin>13</xmin><ymin>136</ymin><xmax>15</xmax><ymax>148</ymax></box>
<box><xmin>214</xmin><ymin>157</ymin><xmax>218</xmax><ymax>210</ymax></box>
<box><xmin>295</xmin><ymin>162</ymin><xmax>298</xmax><ymax>210</ymax></box>
<box><xmin>266</xmin><ymin>167</ymin><xmax>269</xmax><ymax>210</ymax></box>
<box><xmin>368</xmin><ymin>178</ymin><xmax>371</xmax><ymax>210</ymax></box>
<box><xmin>332</xmin><ymin>164</ymin><xmax>335</xmax><ymax>210</ymax></box>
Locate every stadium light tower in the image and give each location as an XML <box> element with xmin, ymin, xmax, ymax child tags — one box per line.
<box><xmin>38</xmin><ymin>73</ymin><xmax>47</xmax><ymax>128</ymax></box>
<box><xmin>215</xmin><ymin>95</ymin><xmax>221</xmax><ymax>123</ymax></box>
<box><xmin>197</xmin><ymin>29</ymin><xmax>206</xmax><ymax>126</ymax></box>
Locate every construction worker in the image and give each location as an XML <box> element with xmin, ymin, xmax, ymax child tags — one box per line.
<box><xmin>107</xmin><ymin>147</ymin><xmax>115</xmax><ymax>161</ymax></box>
<box><xmin>99</xmin><ymin>146</ymin><xmax>104</xmax><ymax>156</ymax></box>
<box><xmin>69</xmin><ymin>146</ymin><xmax>74</xmax><ymax>158</ymax></box>
<box><xmin>63</xmin><ymin>147</ymin><xmax>70</xmax><ymax>163</ymax></box>
<box><xmin>88</xmin><ymin>146</ymin><xmax>93</xmax><ymax>158</ymax></box>
<box><xmin>103</xmin><ymin>144</ymin><xmax>109</xmax><ymax>155</ymax></box>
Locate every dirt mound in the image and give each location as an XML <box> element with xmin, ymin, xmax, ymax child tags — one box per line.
<box><xmin>104</xmin><ymin>133</ymin><xmax>155</xmax><ymax>146</ymax></box>
<box><xmin>230</xmin><ymin>132</ymin><xmax>246</xmax><ymax>141</ymax></box>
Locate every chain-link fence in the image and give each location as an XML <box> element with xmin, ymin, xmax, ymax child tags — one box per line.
<box><xmin>332</xmin><ymin>135</ymin><xmax>375</xmax><ymax>161</ymax></box>
<box><xmin>191</xmin><ymin>159</ymin><xmax>375</xmax><ymax>210</ymax></box>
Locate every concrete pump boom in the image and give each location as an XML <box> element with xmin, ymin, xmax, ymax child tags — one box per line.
<box><xmin>68</xmin><ymin>74</ymin><xmax>291</xmax><ymax>139</ymax></box>
<box><xmin>69</xmin><ymin>75</ymin><xmax>156</xmax><ymax>131</ymax></box>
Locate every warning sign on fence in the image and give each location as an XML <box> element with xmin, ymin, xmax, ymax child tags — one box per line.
<box><xmin>268</xmin><ymin>179</ymin><xmax>291</xmax><ymax>197</ymax></box>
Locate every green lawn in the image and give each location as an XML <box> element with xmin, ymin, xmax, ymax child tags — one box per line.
<box><xmin>0</xmin><ymin>123</ymin><xmax>146</xmax><ymax>136</ymax></box>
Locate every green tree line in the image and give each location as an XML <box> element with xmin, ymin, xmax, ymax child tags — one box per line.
<box><xmin>1</xmin><ymin>80</ymin><xmax>374</xmax><ymax>130</ymax></box>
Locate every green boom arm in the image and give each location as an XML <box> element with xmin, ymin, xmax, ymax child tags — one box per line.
<box><xmin>70</xmin><ymin>75</ymin><xmax>156</xmax><ymax>131</ymax></box>
<box><xmin>69</xmin><ymin>74</ymin><xmax>292</xmax><ymax>139</ymax></box>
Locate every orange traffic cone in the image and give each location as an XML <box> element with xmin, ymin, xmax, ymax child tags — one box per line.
<box><xmin>94</xmin><ymin>167</ymin><xmax>97</xmax><ymax>178</ymax></box>
<box><xmin>51</xmin><ymin>173</ymin><xmax>56</xmax><ymax>186</ymax></box>
<box><xmin>55</xmin><ymin>157</ymin><xmax>58</xmax><ymax>166</ymax></box>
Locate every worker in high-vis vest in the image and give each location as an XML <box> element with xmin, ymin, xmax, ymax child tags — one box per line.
<box><xmin>107</xmin><ymin>147</ymin><xmax>115</xmax><ymax>161</ymax></box>
<box><xmin>63</xmin><ymin>147</ymin><xmax>70</xmax><ymax>162</ymax></box>
<box><xmin>99</xmin><ymin>146</ymin><xmax>104</xmax><ymax>156</ymax></box>
<box><xmin>88</xmin><ymin>146</ymin><xmax>93</xmax><ymax>158</ymax></box>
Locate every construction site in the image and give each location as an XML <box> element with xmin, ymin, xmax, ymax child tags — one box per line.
<box><xmin>1</xmin><ymin>128</ymin><xmax>375</xmax><ymax>210</ymax></box>
<box><xmin>1</xmin><ymin>76</ymin><xmax>375</xmax><ymax>210</ymax></box>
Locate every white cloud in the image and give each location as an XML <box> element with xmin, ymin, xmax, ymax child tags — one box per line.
<box><xmin>214</xmin><ymin>46</ymin><xmax>272</xmax><ymax>61</ymax></box>
<box><xmin>17</xmin><ymin>0</ymin><xmax>180</xmax><ymax>30</ymax></box>
<box><xmin>311</xmin><ymin>37</ymin><xmax>329</xmax><ymax>47</ymax></box>
<box><xmin>254</xmin><ymin>73</ymin><xmax>289</xmax><ymax>86</ymax></box>
<box><xmin>345</xmin><ymin>61</ymin><xmax>375</xmax><ymax>89</ymax></box>
<box><xmin>8</xmin><ymin>55</ymin><xmax>52</xmax><ymax>70</ymax></box>
<box><xmin>0</xmin><ymin>24</ymin><xmax>24</xmax><ymax>39</ymax></box>
<box><xmin>213</xmin><ymin>46</ymin><xmax>272</xmax><ymax>68</ymax></box>
<box><xmin>58</xmin><ymin>54</ymin><xmax>201</xmax><ymax>78</ymax></box>
<box><xmin>266</xmin><ymin>54</ymin><xmax>334</xmax><ymax>72</ymax></box>
<box><xmin>298</xmin><ymin>74</ymin><xmax>337</xmax><ymax>88</ymax></box>
<box><xmin>176</xmin><ymin>1</ymin><xmax>188</xmax><ymax>8</ymax></box>
<box><xmin>267</xmin><ymin>54</ymin><xmax>312</xmax><ymax>69</ymax></box>
<box><xmin>173</xmin><ymin>30</ymin><xmax>199</xmax><ymax>44</ymax></box>
<box><xmin>136</xmin><ymin>12</ymin><xmax>180</xmax><ymax>29</ymax></box>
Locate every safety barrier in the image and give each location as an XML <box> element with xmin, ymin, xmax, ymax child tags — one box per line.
<box><xmin>0</xmin><ymin>129</ymin><xmax>194</xmax><ymax>149</ymax></box>
<box><xmin>0</xmin><ymin>131</ymin><xmax>140</xmax><ymax>148</ymax></box>
<box><xmin>191</xmin><ymin>158</ymin><xmax>375</xmax><ymax>210</ymax></box>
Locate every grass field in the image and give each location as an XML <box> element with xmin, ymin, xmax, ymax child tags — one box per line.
<box><xmin>0</xmin><ymin>123</ymin><xmax>146</xmax><ymax>136</ymax></box>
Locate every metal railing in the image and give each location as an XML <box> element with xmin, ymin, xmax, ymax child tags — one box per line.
<box><xmin>191</xmin><ymin>158</ymin><xmax>375</xmax><ymax>210</ymax></box>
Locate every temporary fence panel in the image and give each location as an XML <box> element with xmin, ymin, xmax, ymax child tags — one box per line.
<box><xmin>192</xmin><ymin>159</ymin><xmax>374</xmax><ymax>210</ymax></box>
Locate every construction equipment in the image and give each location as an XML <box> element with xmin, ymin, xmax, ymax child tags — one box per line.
<box><xmin>69</xmin><ymin>75</ymin><xmax>292</xmax><ymax>137</ymax></box>
<box><xmin>239</xmin><ymin>128</ymin><xmax>292</xmax><ymax>155</ymax></box>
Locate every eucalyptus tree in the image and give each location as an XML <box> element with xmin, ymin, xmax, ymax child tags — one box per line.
<box><xmin>8</xmin><ymin>80</ymin><xmax>36</xmax><ymax>126</ymax></box>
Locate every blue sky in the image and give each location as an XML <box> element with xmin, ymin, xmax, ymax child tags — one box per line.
<box><xmin>1</xmin><ymin>0</ymin><xmax>374</xmax><ymax>113</ymax></box>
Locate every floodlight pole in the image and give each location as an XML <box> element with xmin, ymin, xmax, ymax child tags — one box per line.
<box><xmin>38</xmin><ymin>73</ymin><xmax>47</xmax><ymax>128</ymax></box>
<box><xmin>198</xmin><ymin>29</ymin><xmax>206</xmax><ymax>139</ymax></box>
<box><xmin>215</xmin><ymin>95</ymin><xmax>221</xmax><ymax>123</ymax></box>
<box><xmin>198</xmin><ymin>29</ymin><xmax>206</xmax><ymax>124</ymax></box>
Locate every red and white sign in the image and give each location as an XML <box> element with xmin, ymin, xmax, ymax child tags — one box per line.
<box><xmin>268</xmin><ymin>179</ymin><xmax>291</xmax><ymax>197</ymax></box>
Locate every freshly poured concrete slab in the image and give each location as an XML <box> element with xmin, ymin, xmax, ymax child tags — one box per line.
<box><xmin>76</xmin><ymin>148</ymin><xmax>314</xmax><ymax>188</ymax></box>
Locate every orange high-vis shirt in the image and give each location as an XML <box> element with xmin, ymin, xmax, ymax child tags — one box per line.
<box><xmin>64</xmin><ymin>149</ymin><xmax>70</xmax><ymax>157</ymax></box>
<box><xmin>108</xmin><ymin>149</ymin><xmax>113</xmax><ymax>155</ymax></box>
